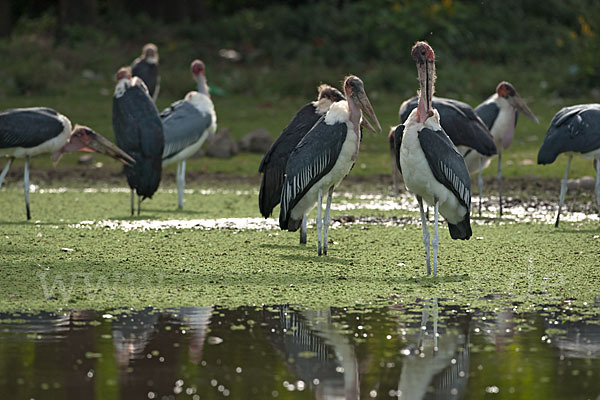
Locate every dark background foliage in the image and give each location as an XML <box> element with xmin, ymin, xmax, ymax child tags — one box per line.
<box><xmin>0</xmin><ymin>0</ymin><xmax>598</xmax><ymax>99</ymax></box>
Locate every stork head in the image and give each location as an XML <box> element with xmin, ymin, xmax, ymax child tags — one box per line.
<box><xmin>496</xmin><ymin>81</ymin><xmax>539</xmax><ymax>124</ymax></box>
<box><xmin>52</xmin><ymin>125</ymin><xmax>136</xmax><ymax>166</ymax></box>
<box><xmin>343</xmin><ymin>75</ymin><xmax>381</xmax><ymax>134</ymax></box>
<box><xmin>191</xmin><ymin>59</ymin><xmax>205</xmax><ymax>77</ymax></box>
<box><xmin>115</xmin><ymin>66</ymin><xmax>132</xmax><ymax>82</ymax></box>
<box><xmin>317</xmin><ymin>84</ymin><xmax>345</xmax><ymax>102</ymax></box>
<box><xmin>191</xmin><ymin>59</ymin><xmax>209</xmax><ymax>96</ymax></box>
<box><xmin>142</xmin><ymin>43</ymin><xmax>159</xmax><ymax>64</ymax></box>
<box><xmin>412</xmin><ymin>41</ymin><xmax>436</xmax><ymax>123</ymax></box>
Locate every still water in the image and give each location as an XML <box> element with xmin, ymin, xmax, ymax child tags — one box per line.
<box><xmin>0</xmin><ymin>299</ymin><xmax>598</xmax><ymax>399</ymax></box>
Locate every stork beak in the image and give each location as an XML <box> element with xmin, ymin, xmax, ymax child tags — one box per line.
<box><xmin>508</xmin><ymin>94</ymin><xmax>539</xmax><ymax>124</ymax></box>
<box><xmin>355</xmin><ymin>90</ymin><xmax>382</xmax><ymax>134</ymax></box>
<box><xmin>52</xmin><ymin>129</ymin><xmax>135</xmax><ymax>166</ymax></box>
<box><xmin>85</xmin><ymin>131</ymin><xmax>136</xmax><ymax>165</ymax></box>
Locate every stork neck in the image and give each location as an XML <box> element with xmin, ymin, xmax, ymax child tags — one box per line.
<box><xmin>195</xmin><ymin>75</ymin><xmax>209</xmax><ymax>97</ymax></box>
<box><xmin>347</xmin><ymin>98</ymin><xmax>361</xmax><ymax>135</ymax></box>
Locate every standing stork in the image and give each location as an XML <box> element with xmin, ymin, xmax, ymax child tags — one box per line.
<box><xmin>279</xmin><ymin>76</ymin><xmax>381</xmax><ymax>255</ymax></box>
<box><xmin>259</xmin><ymin>83</ymin><xmax>344</xmax><ymax>244</ymax></box>
<box><xmin>0</xmin><ymin>107</ymin><xmax>132</xmax><ymax>220</ymax></box>
<box><xmin>537</xmin><ymin>104</ymin><xmax>600</xmax><ymax>227</ymax></box>
<box><xmin>161</xmin><ymin>59</ymin><xmax>217</xmax><ymax>209</ymax></box>
<box><xmin>113</xmin><ymin>66</ymin><xmax>164</xmax><ymax>216</ymax></box>
<box><xmin>395</xmin><ymin>42</ymin><xmax>472</xmax><ymax>276</ymax></box>
<box><xmin>398</xmin><ymin>96</ymin><xmax>496</xmax><ymax>214</ymax></box>
<box><xmin>471</xmin><ymin>81</ymin><xmax>539</xmax><ymax>216</ymax></box>
<box><xmin>131</xmin><ymin>43</ymin><xmax>160</xmax><ymax>102</ymax></box>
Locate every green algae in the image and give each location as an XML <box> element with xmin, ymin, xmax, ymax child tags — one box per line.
<box><xmin>0</xmin><ymin>184</ymin><xmax>598</xmax><ymax>315</ymax></box>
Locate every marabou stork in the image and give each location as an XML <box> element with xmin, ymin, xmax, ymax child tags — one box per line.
<box><xmin>398</xmin><ymin>96</ymin><xmax>496</xmax><ymax>214</ymax></box>
<box><xmin>395</xmin><ymin>42</ymin><xmax>472</xmax><ymax>276</ymax></box>
<box><xmin>0</xmin><ymin>107</ymin><xmax>133</xmax><ymax>220</ymax></box>
<box><xmin>161</xmin><ymin>59</ymin><xmax>217</xmax><ymax>209</ymax></box>
<box><xmin>537</xmin><ymin>104</ymin><xmax>600</xmax><ymax>227</ymax></box>
<box><xmin>259</xmin><ymin>83</ymin><xmax>344</xmax><ymax>244</ymax></box>
<box><xmin>113</xmin><ymin>66</ymin><xmax>164</xmax><ymax>216</ymax></box>
<box><xmin>471</xmin><ymin>81</ymin><xmax>539</xmax><ymax>216</ymax></box>
<box><xmin>131</xmin><ymin>43</ymin><xmax>160</xmax><ymax>102</ymax></box>
<box><xmin>279</xmin><ymin>75</ymin><xmax>381</xmax><ymax>255</ymax></box>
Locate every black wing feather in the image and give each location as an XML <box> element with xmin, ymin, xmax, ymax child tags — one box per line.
<box><xmin>0</xmin><ymin>108</ymin><xmax>66</xmax><ymax>149</ymax></box>
<box><xmin>132</xmin><ymin>60</ymin><xmax>158</xmax><ymax>98</ymax></box>
<box><xmin>537</xmin><ymin>104</ymin><xmax>600</xmax><ymax>164</ymax></box>
<box><xmin>258</xmin><ymin>103</ymin><xmax>321</xmax><ymax>218</ymax></box>
<box><xmin>161</xmin><ymin>101</ymin><xmax>213</xmax><ymax>161</ymax></box>
<box><xmin>400</xmin><ymin>96</ymin><xmax>496</xmax><ymax>155</ymax></box>
<box><xmin>279</xmin><ymin>119</ymin><xmax>347</xmax><ymax>231</ymax></box>
<box><xmin>392</xmin><ymin>124</ymin><xmax>404</xmax><ymax>174</ymax></box>
<box><xmin>418</xmin><ymin>128</ymin><xmax>472</xmax><ymax>240</ymax></box>
<box><xmin>113</xmin><ymin>85</ymin><xmax>164</xmax><ymax>198</ymax></box>
<box><xmin>474</xmin><ymin>100</ymin><xmax>500</xmax><ymax>131</ymax></box>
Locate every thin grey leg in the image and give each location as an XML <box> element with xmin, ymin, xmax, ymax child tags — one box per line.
<box><xmin>391</xmin><ymin>150</ymin><xmax>400</xmax><ymax>196</ymax></box>
<box><xmin>0</xmin><ymin>157</ymin><xmax>14</xmax><ymax>188</ymax></box>
<box><xmin>300</xmin><ymin>214</ymin><xmax>307</xmax><ymax>244</ymax></box>
<box><xmin>433</xmin><ymin>298</ymin><xmax>439</xmax><ymax>351</ymax></box>
<box><xmin>595</xmin><ymin>158</ymin><xmax>600</xmax><ymax>215</ymax></box>
<box><xmin>417</xmin><ymin>196</ymin><xmax>431</xmax><ymax>275</ymax></box>
<box><xmin>478</xmin><ymin>155</ymin><xmax>483</xmax><ymax>216</ymax></box>
<box><xmin>555</xmin><ymin>155</ymin><xmax>572</xmax><ymax>228</ymax></box>
<box><xmin>317</xmin><ymin>188</ymin><xmax>323</xmax><ymax>256</ymax></box>
<box><xmin>24</xmin><ymin>156</ymin><xmax>31</xmax><ymax>220</ymax></box>
<box><xmin>497</xmin><ymin>151</ymin><xmax>503</xmax><ymax>217</ymax></box>
<box><xmin>432</xmin><ymin>200</ymin><xmax>439</xmax><ymax>277</ymax></box>
<box><xmin>137</xmin><ymin>195</ymin><xmax>142</xmax><ymax>216</ymax></box>
<box><xmin>177</xmin><ymin>160</ymin><xmax>186</xmax><ymax>210</ymax></box>
<box><xmin>323</xmin><ymin>186</ymin><xmax>334</xmax><ymax>256</ymax></box>
<box><xmin>131</xmin><ymin>189</ymin><xmax>135</xmax><ymax>216</ymax></box>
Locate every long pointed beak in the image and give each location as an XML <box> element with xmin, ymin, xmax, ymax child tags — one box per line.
<box><xmin>356</xmin><ymin>90</ymin><xmax>382</xmax><ymax>134</ymax></box>
<box><xmin>87</xmin><ymin>131</ymin><xmax>136</xmax><ymax>166</ymax></box>
<box><xmin>509</xmin><ymin>94</ymin><xmax>539</xmax><ymax>124</ymax></box>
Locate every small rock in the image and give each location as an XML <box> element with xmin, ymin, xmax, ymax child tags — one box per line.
<box><xmin>238</xmin><ymin>128</ymin><xmax>273</xmax><ymax>153</ymax></box>
<box><xmin>567</xmin><ymin>176</ymin><xmax>595</xmax><ymax>190</ymax></box>
<box><xmin>60</xmin><ymin>247</ymin><xmax>74</xmax><ymax>252</ymax></box>
<box><xmin>78</xmin><ymin>154</ymin><xmax>94</xmax><ymax>165</ymax></box>
<box><xmin>205</xmin><ymin>128</ymin><xmax>239</xmax><ymax>158</ymax></box>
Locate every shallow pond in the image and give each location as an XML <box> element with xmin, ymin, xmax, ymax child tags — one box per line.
<box><xmin>0</xmin><ymin>299</ymin><xmax>599</xmax><ymax>399</ymax></box>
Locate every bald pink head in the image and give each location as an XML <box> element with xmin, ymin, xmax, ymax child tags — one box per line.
<box><xmin>191</xmin><ymin>59</ymin><xmax>206</xmax><ymax>77</ymax></box>
<box><xmin>116</xmin><ymin>66</ymin><xmax>132</xmax><ymax>82</ymax></box>
<box><xmin>411</xmin><ymin>41</ymin><xmax>435</xmax><ymax>64</ymax></box>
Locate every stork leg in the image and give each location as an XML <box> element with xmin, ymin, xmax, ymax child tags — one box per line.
<box><xmin>0</xmin><ymin>157</ymin><xmax>14</xmax><ymax>188</ymax></box>
<box><xmin>433</xmin><ymin>298</ymin><xmax>439</xmax><ymax>351</ymax></box>
<box><xmin>300</xmin><ymin>214</ymin><xmax>307</xmax><ymax>244</ymax></box>
<box><xmin>317</xmin><ymin>188</ymin><xmax>323</xmax><ymax>256</ymax></box>
<box><xmin>595</xmin><ymin>158</ymin><xmax>600</xmax><ymax>214</ymax></box>
<box><xmin>417</xmin><ymin>196</ymin><xmax>431</xmax><ymax>275</ymax></box>
<box><xmin>555</xmin><ymin>155</ymin><xmax>572</xmax><ymax>228</ymax></box>
<box><xmin>390</xmin><ymin>151</ymin><xmax>400</xmax><ymax>196</ymax></box>
<box><xmin>177</xmin><ymin>160</ymin><xmax>186</xmax><ymax>210</ymax></box>
<box><xmin>323</xmin><ymin>186</ymin><xmax>334</xmax><ymax>256</ymax></box>
<box><xmin>432</xmin><ymin>200</ymin><xmax>439</xmax><ymax>277</ymax></box>
<box><xmin>130</xmin><ymin>189</ymin><xmax>135</xmax><ymax>216</ymax></box>
<box><xmin>24</xmin><ymin>156</ymin><xmax>31</xmax><ymax>220</ymax></box>
<box><xmin>137</xmin><ymin>195</ymin><xmax>142</xmax><ymax>216</ymax></box>
<box><xmin>497</xmin><ymin>151</ymin><xmax>503</xmax><ymax>217</ymax></box>
<box><xmin>478</xmin><ymin>155</ymin><xmax>483</xmax><ymax>216</ymax></box>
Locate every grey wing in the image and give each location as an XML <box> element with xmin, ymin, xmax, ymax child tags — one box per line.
<box><xmin>538</xmin><ymin>104</ymin><xmax>600</xmax><ymax>164</ymax></box>
<box><xmin>393</xmin><ymin>124</ymin><xmax>404</xmax><ymax>174</ymax></box>
<box><xmin>474</xmin><ymin>101</ymin><xmax>499</xmax><ymax>131</ymax></box>
<box><xmin>418</xmin><ymin>128</ymin><xmax>471</xmax><ymax>210</ymax></box>
<box><xmin>435</xmin><ymin>98</ymin><xmax>496</xmax><ymax>156</ymax></box>
<box><xmin>0</xmin><ymin>108</ymin><xmax>66</xmax><ymax>148</ymax></box>
<box><xmin>279</xmin><ymin>119</ymin><xmax>347</xmax><ymax>229</ymax></box>
<box><xmin>162</xmin><ymin>101</ymin><xmax>212</xmax><ymax>160</ymax></box>
<box><xmin>399</xmin><ymin>96</ymin><xmax>419</xmax><ymax>122</ymax></box>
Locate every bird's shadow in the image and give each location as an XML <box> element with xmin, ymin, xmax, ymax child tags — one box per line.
<box><xmin>276</xmin><ymin>253</ymin><xmax>348</xmax><ymax>265</ymax></box>
<box><xmin>397</xmin><ymin>273</ymin><xmax>471</xmax><ymax>286</ymax></box>
<box><xmin>260</xmin><ymin>243</ymin><xmax>306</xmax><ymax>250</ymax></box>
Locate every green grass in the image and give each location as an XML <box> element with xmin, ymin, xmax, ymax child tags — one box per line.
<box><xmin>0</xmin><ymin>184</ymin><xmax>598</xmax><ymax>313</ymax></box>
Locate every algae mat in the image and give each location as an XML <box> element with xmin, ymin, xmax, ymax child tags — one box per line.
<box><xmin>0</xmin><ymin>185</ymin><xmax>599</xmax><ymax>312</ymax></box>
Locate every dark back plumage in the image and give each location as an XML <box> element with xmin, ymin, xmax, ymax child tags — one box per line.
<box><xmin>400</xmin><ymin>97</ymin><xmax>496</xmax><ymax>156</ymax></box>
<box><xmin>161</xmin><ymin>100</ymin><xmax>213</xmax><ymax>161</ymax></box>
<box><xmin>279</xmin><ymin>118</ymin><xmax>347</xmax><ymax>231</ymax></box>
<box><xmin>418</xmin><ymin>128</ymin><xmax>472</xmax><ymax>240</ymax></box>
<box><xmin>131</xmin><ymin>60</ymin><xmax>158</xmax><ymax>98</ymax></box>
<box><xmin>113</xmin><ymin>83</ymin><xmax>164</xmax><ymax>199</ymax></box>
<box><xmin>474</xmin><ymin>100</ymin><xmax>500</xmax><ymax>131</ymax></box>
<box><xmin>393</xmin><ymin>124</ymin><xmax>405</xmax><ymax>174</ymax></box>
<box><xmin>0</xmin><ymin>108</ymin><xmax>65</xmax><ymax>149</ymax></box>
<box><xmin>538</xmin><ymin>104</ymin><xmax>600</xmax><ymax>164</ymax></box>
<box><xmin>258</xmin><ymin>102</ymin><xmax>324</xmax><ymax>218</ymax></box>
